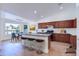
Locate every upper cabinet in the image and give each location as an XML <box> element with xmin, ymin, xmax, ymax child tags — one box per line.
<box><xmin>38</xmin><ymin>18</ymin><xmax>77</xmax><ymax>28</ymax></box>
<box><xmin>54</xmin><ymin>19</ymin><xmax>76</xmax><ymax>28</ymax></box>
<box><xmin>38</xmin><ymin>22</ymin><xmax>48</xmax><ymax>29</ymax></box>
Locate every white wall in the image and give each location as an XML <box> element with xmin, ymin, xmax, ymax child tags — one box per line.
<box><xmin>76</xmin><ymin>3</ymin><xmax>79</xmax><ymax>56</ymax></box>
<box><xmin>0</xmin><ymin>5</ymin><xmax>2</xmax><ymax>41</ymax></box>
<box><xmin>0</xmin><ymin>11</ymin><xmax>1</xmax><ymax>41</ymax></box>
<box><xmin>76</xmin><ymin>4</ymin><xmax>79</xmax><ymax>39</ymax></box>
<box><xmin>0</xmin><ymin>12</ymin><xmax>1</xmax><ymax>40</ymax></box>
<box><xmin>0</xmin><ymin>11</ymin><xmax>5</xmax><ymax>41</ymax></box>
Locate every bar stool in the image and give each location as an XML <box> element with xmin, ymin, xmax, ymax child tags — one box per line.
<box><xmin>27</xmin><ymin>38</ymin><xmax>35</xmax><ymax>51</ymax></box>
<box><xmin>21</xmin><ymin>37</ymin><xmax>29</xmax><ymax>47</ymax></box>
<box><xmin>11</xmin><ymin>33</ymin><xmax>16</xmax><ymax>42</ymax></box>
<box><xmin>35</xmin><ymin>39</ymin><xmax>44</xmax><ymax>54</ymax></box>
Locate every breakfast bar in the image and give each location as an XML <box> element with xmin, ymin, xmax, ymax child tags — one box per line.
<box><xmin>21</xmin><ymin>33</ymin><xmax>52</xmax><ymax>53</ymax></box>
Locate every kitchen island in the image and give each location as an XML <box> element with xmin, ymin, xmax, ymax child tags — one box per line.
<box><xmin>21</xmin><ymin>33</ymin><xmax>52</xmax><ymax>53</ymax></box>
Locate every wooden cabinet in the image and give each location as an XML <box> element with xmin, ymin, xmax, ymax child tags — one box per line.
<box><xmin>52</xmin><ymin>33</ymin><xmax>76</xmax><ymax>48</ymax></box>
<box><xmin>52</xmin><ymin>33</ymin><xmax>70</xmax><ymax>43</ymax></box>
<box><xmin>54</xmin><ymin>20</ymin><xmax>73</xmax><ymax>28</ymax></box>
<box><xmin>38</xmin><ymin>18</ymin><xmax>76</xmax><ymax>28</ymax></box>
<box><xmin>72</xmin><ymin>19</ymin><xmax>77</xmax><ymax>28</ymax></box>
<box><xmin>70</xmin><ymin>35</ymin><xmax>76</xmax><ymax>48</ymax></box>
<box><xmin>38</xmin><ymin>23</ymin><xmax>48</xmax><ymax>28</ymax></box>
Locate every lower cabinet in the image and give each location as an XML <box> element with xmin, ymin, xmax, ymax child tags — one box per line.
<box><xmin>52</xmin><ymin>33</ymin><xmax>76</xmax><ymax>48</ymax></box>
<box><xmin>70</xmin><ymin>35</ymin><xmax>76</xmax><ymax>49</ymax></box>
<box><xmin>52</xmin><ymin>33</ymin><xmax>70</xmax><ymax>43</ymax></box>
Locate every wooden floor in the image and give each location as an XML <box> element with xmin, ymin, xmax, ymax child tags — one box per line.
<box><xmin>0</xmin><ymin>40</ymin><xmax>76</xmax><ymax>56</ymax></box>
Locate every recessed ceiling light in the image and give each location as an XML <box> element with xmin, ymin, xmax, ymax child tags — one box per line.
<box><xmin>34</xmin><ymin>10</ymin><xmax>37</xmax><ymax>14</ymax></box>
<box><xmin>76</xmin><ymin>3</ymin><xmax>79</xmax><ymax>7</ymax></box>
<box><xmin>60</xmin><ymin>6</ymin><xmax>63</xmax><ymax>10</ymax></box>
<box><xmin>58</xmin><ymin>3</ymin><xmax>63</xmax><ymax>10</ymax></box>
<box><xmin>41</xmin><ymin>16</ymin><xmax>44</xmax><ymax>18</ymax></box>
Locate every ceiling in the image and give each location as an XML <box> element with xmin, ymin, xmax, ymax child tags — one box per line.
<box><xmin>0</xmin><ymin>3</ymin><xmax>75</xmax><ymax>21</ymax></box>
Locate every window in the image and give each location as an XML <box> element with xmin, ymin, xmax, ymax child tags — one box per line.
<box><xmin>5</xmin><ymin>23</ymin><xmax>20</xmax><ymax>35</ymax></box>
<box><xmin>24</xmin><ymin>25</ymin><xmax>28</xmax><ymax>33</ymax></box>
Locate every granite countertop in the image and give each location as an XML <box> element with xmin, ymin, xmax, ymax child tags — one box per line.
<box><xmin>22</xmin><ymin>33</ymin><xmax>52</xmax><ymax>37</ymax></box>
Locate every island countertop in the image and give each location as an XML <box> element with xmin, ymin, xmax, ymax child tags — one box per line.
<box><xmin>21</xmin><ymin>33</ymin><xmax>51</xmax><ymax>53</ymax></box>
<box><xmin>22</xmin><ymin>33</ymin><xmax>52</xmax><ymax>37</ymax></box>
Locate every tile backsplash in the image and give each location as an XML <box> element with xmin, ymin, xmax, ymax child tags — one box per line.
<box><xmin>53</xmin><ymin>28</ymin><xmax>76</xmax><ymax>35</ymax></box>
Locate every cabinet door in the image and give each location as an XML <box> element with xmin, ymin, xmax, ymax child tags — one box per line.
<box><xmin>62</xmin><ymin>34</ymin><xmax>70</xmax><ymax>43</ymax></box>
<box><xmin>41</xmin><ymin>23</ymin><xmax>47</xmax><ymax>28</ymax></box>
<box><xmin>58</xmin><ymin>21</ymin><xmax>66</xmax><ymax>28</ymax></box>
<box><xmin>72</xmin><ymin>19</ymin><xmax>76</xmax><ymax>28</ymax></box>
<box><xmin>54</xmin><ymin>22</ymin><xmax>59</xmax><ymax>28</ymax></box>
<box><xmin>38</xmin><ymin>23</ymin><xmax>48</xmax><ymax>28</ymax></box>
<box><xmin>53</xmin><ymin>34</ymin><xmax>70</xmax><ymax>43</ymax></box>
<box><xmin>55</xmin><ymin>34</ymin><xmax>70</xmax><ymax>43</ymax></box>
<box><xmin>48</xmin><ymin>22</ymin><xmax>55</xmax><ymax>26</ymax></box>
<box><xmin>52</xmin><ymin>34</ymin><xmax>64</xmax><ymax>42</ymax></box>
<box><xmin>70</xmin><ymin>36</ymin><xmax>76</xmax><ymax>48</ymax></box>
<box><xmin>54</xmin><ymin>19</ymin><xmax>76</xmax><ymax>28</ymax></box>
<box><xmin>52</xmin><ymin>34</ymin><xmax>58</xmax><ymax>41</ymax></box>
